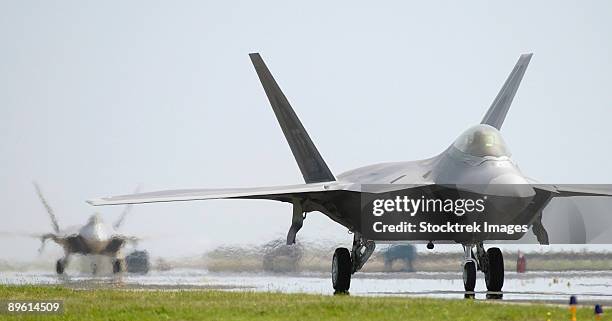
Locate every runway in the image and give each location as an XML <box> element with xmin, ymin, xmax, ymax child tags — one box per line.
<box><xmin>2</xmin><ymin>269</ymin><xmax>612</xmax><ymax>304</ymax></box>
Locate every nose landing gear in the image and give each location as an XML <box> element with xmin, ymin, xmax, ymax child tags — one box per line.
<box><xmin>462</xmin><ymin>243</ymin><xmax>504</xmax><ymax>292</ymax></box>
<box><xmin>483</xmin><ymin>247</ymin><xmax>504</xmax><ymax>292</ymax></box>
<box><xmin>462</xmin><ymin>245</ymin><xmax>476</xmax><ymax>291</ymax></box>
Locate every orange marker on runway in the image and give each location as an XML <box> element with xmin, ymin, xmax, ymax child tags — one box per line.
<box><xmin>594</xmin><ymin>304</ymin><xmax>603</xmax><ymax>320</ymax></box>
<box><xmin>569</xmin><ymin>296</ymin><xmax>577</xmax><ymax>321</ymax></box>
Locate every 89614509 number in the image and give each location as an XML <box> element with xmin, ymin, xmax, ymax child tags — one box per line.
<box><xmin>1</xmin><ymin>300</ymin><xmax>64</xmax><ymax>314</ymax></box>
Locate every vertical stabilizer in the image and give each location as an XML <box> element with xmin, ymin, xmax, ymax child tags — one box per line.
<box><xmin>33</xmin><ymin>182</ymin><xmax>60</xmax><ymax>233</ymax></box>
<box><xmin>481</xmin><ymin>53</ymin><xmax>533</xmax><ymax>129</ymax></box>
<box><xmin>249</xmin><ymin>53</ymin><xmax>335</xmax><ymax>183</ymax></box>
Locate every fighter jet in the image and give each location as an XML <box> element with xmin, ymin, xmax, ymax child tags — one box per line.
<box><xmin>89</xmin><ymin>53</ymin><xmax>612</xmax><ymax>293</ymax></box>
<box><xmin>34</xmin><ymin>182</ymin><xmax>139</xmax><ymax>274</ymax></box>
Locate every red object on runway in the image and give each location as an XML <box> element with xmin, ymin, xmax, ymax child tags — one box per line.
<box><xmin>516</xmin><ymin>251</ymin><xmax>526</xmax><ymax>273</ymax></box>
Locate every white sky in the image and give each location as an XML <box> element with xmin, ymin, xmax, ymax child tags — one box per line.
<box><xmin>1</xmin><ymin>1</ymin><xmax>612</xmax><ymax>260</ymax></box>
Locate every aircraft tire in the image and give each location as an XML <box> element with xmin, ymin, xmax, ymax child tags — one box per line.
<box><xmin>55</xmin><ymin>259</ymin><xmax>65</xmax><ymax>275</ymax></box>
<box><xmin>485</xmin><ymin>247</ymin><xmax>504</xmax><ymax>292</ymax></box>
<box><xmin>332</xmin><ymin>248</ymin><xmax>351</xmax><ymax>293</ymax></box>
<box><xmin>463</xmin><ymin>261</ymin><xmax>476</xmax><ymax>291</ymax></box>
<box><xmin>112</xmin><ymin>259</ymin><xmax>123</xmax><ymax>274</ymax></box>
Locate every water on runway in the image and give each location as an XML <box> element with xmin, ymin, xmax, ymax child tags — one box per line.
<box><xmin>2</xmin><ymin>269</ymin><xmax>612</xmax><ymax>304</ymax></box>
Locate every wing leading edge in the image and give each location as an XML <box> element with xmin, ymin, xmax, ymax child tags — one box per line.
<box><xmin>534</xmin><ymin>184</ymin><xmax>612</xmax><ymax>198</ymax></box>
<box><xmin>88</xmin><ymin>182</ymin><xmax>353</xmax><ymax>206</ymax></box>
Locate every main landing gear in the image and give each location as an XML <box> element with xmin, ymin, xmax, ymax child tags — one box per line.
<box><xmin>462</xmin><ymin>243</ymin><xmax>504</xmax><ymax>292</ymax></box>
<box><xmin>112</xmin><ymin>258</ymin><xmax>125</xmax><ymax>274</ymax></box>
<box><xmin>332</xmin><ymin>248</ymin><xmax>351</xmax><ymax>292</ymax></box>
<box><xmin>56</xmin><ymin>257</ymin><xmax>68</xmax><ymax>275</ymax></box>
<box><xmin>331</xmin><ymin>233</ymin><xmax>375</xmax><ymax>293</ymax></box>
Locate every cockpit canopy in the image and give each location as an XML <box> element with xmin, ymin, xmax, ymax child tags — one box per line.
<box><xmin>452</xmin><ymin>124</ymin><xmax>510</xmax><ymax>157</ymax></box>
<box><xmin>87</xmin><ymin>213</ymin><xmax>104</xmax><ymax>225</ymax></box>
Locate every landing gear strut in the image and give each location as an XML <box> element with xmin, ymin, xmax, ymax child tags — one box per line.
<box><xmin>331</xmin><ymin>233</ymin><xmax>375</xmax><ymax>293</ymax></box>
<box><xmin>286</xmin><ymin>200</ymin><xmax>304</xmax><ymax>245</ymax></box>
<box><xmin>463</xmin><ymin>243</ymin><xmax>505</xmax><ymax>292</ymax></box>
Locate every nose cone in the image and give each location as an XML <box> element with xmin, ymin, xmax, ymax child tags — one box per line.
<box><xmin>81</xmin><ymin>214</ymin><xmax>111</xmax><ymax>253</ymax></box>
<box><xmin>486</xmin><ymin>174</ymin><xmax>536</xmax><ymax>198</ymax></box>
<box><xmin>480</xmin><ymin>175</ymin><xmax>535</xmax><ymax>217</ymax></box>
<box><xmin>454</xmin><ymin>170</ymin><xmax>535</xmax><ymax>199</ymax></box>
<box><xmin>454</xmin><ymin>173</ymin><xmax>535</xmax><ymax>217</ymax></box>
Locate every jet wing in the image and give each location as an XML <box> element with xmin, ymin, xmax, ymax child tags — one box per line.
<box><xmin>533</xmin><ymin>184</ymin><xmax>612</xmax><ymax>197</ymax></box>
<box><xmin>88</xmin><ymin>182</ymin><xmax>354</xmax><ymax>206</ymax></box>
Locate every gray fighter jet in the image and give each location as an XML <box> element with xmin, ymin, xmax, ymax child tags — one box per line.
<box><xmin>34</xmin><ymin>182</ymin><xmax>138</xmax><ymax>274</ymax></box>
<box><xmin>89</xmin><ymin>53</ymin><xmax>612</xmax><ymax>293</ymax></box>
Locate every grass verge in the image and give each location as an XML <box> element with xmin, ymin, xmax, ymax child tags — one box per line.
<box><xmin>0</xmin><ymin>285</ymin><xmax>591</xmax><ymax>321</ymax></box>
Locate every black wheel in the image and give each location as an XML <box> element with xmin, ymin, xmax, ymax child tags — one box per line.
<box><xmin>112</xmin><ymin>259</ymin><xmax>123</xmax><ymax>274</ymax></box>
<box><xmin>332</xmin><ymin>248</ymin><xmax>352</xmax><ymax>292</ymax></box>
<box><xmin>55</xmin><ymin>259</ymin><xmax>65</xmax><ymax>275</ymax></box>
<box><xmin>463</xmin><ymin>261</ymin><xmax>476</xmax><ymax>291</ymax></box>
<box><xmin>485</xmin><ymin>247</ymin><xmax>504</xmax><ymax>292</ymax></box>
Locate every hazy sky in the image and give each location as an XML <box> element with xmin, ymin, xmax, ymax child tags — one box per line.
<box><xmin>1</xmin><ymin>1</ymin><xmax>611</xmax><ymax>260</ymax></box>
